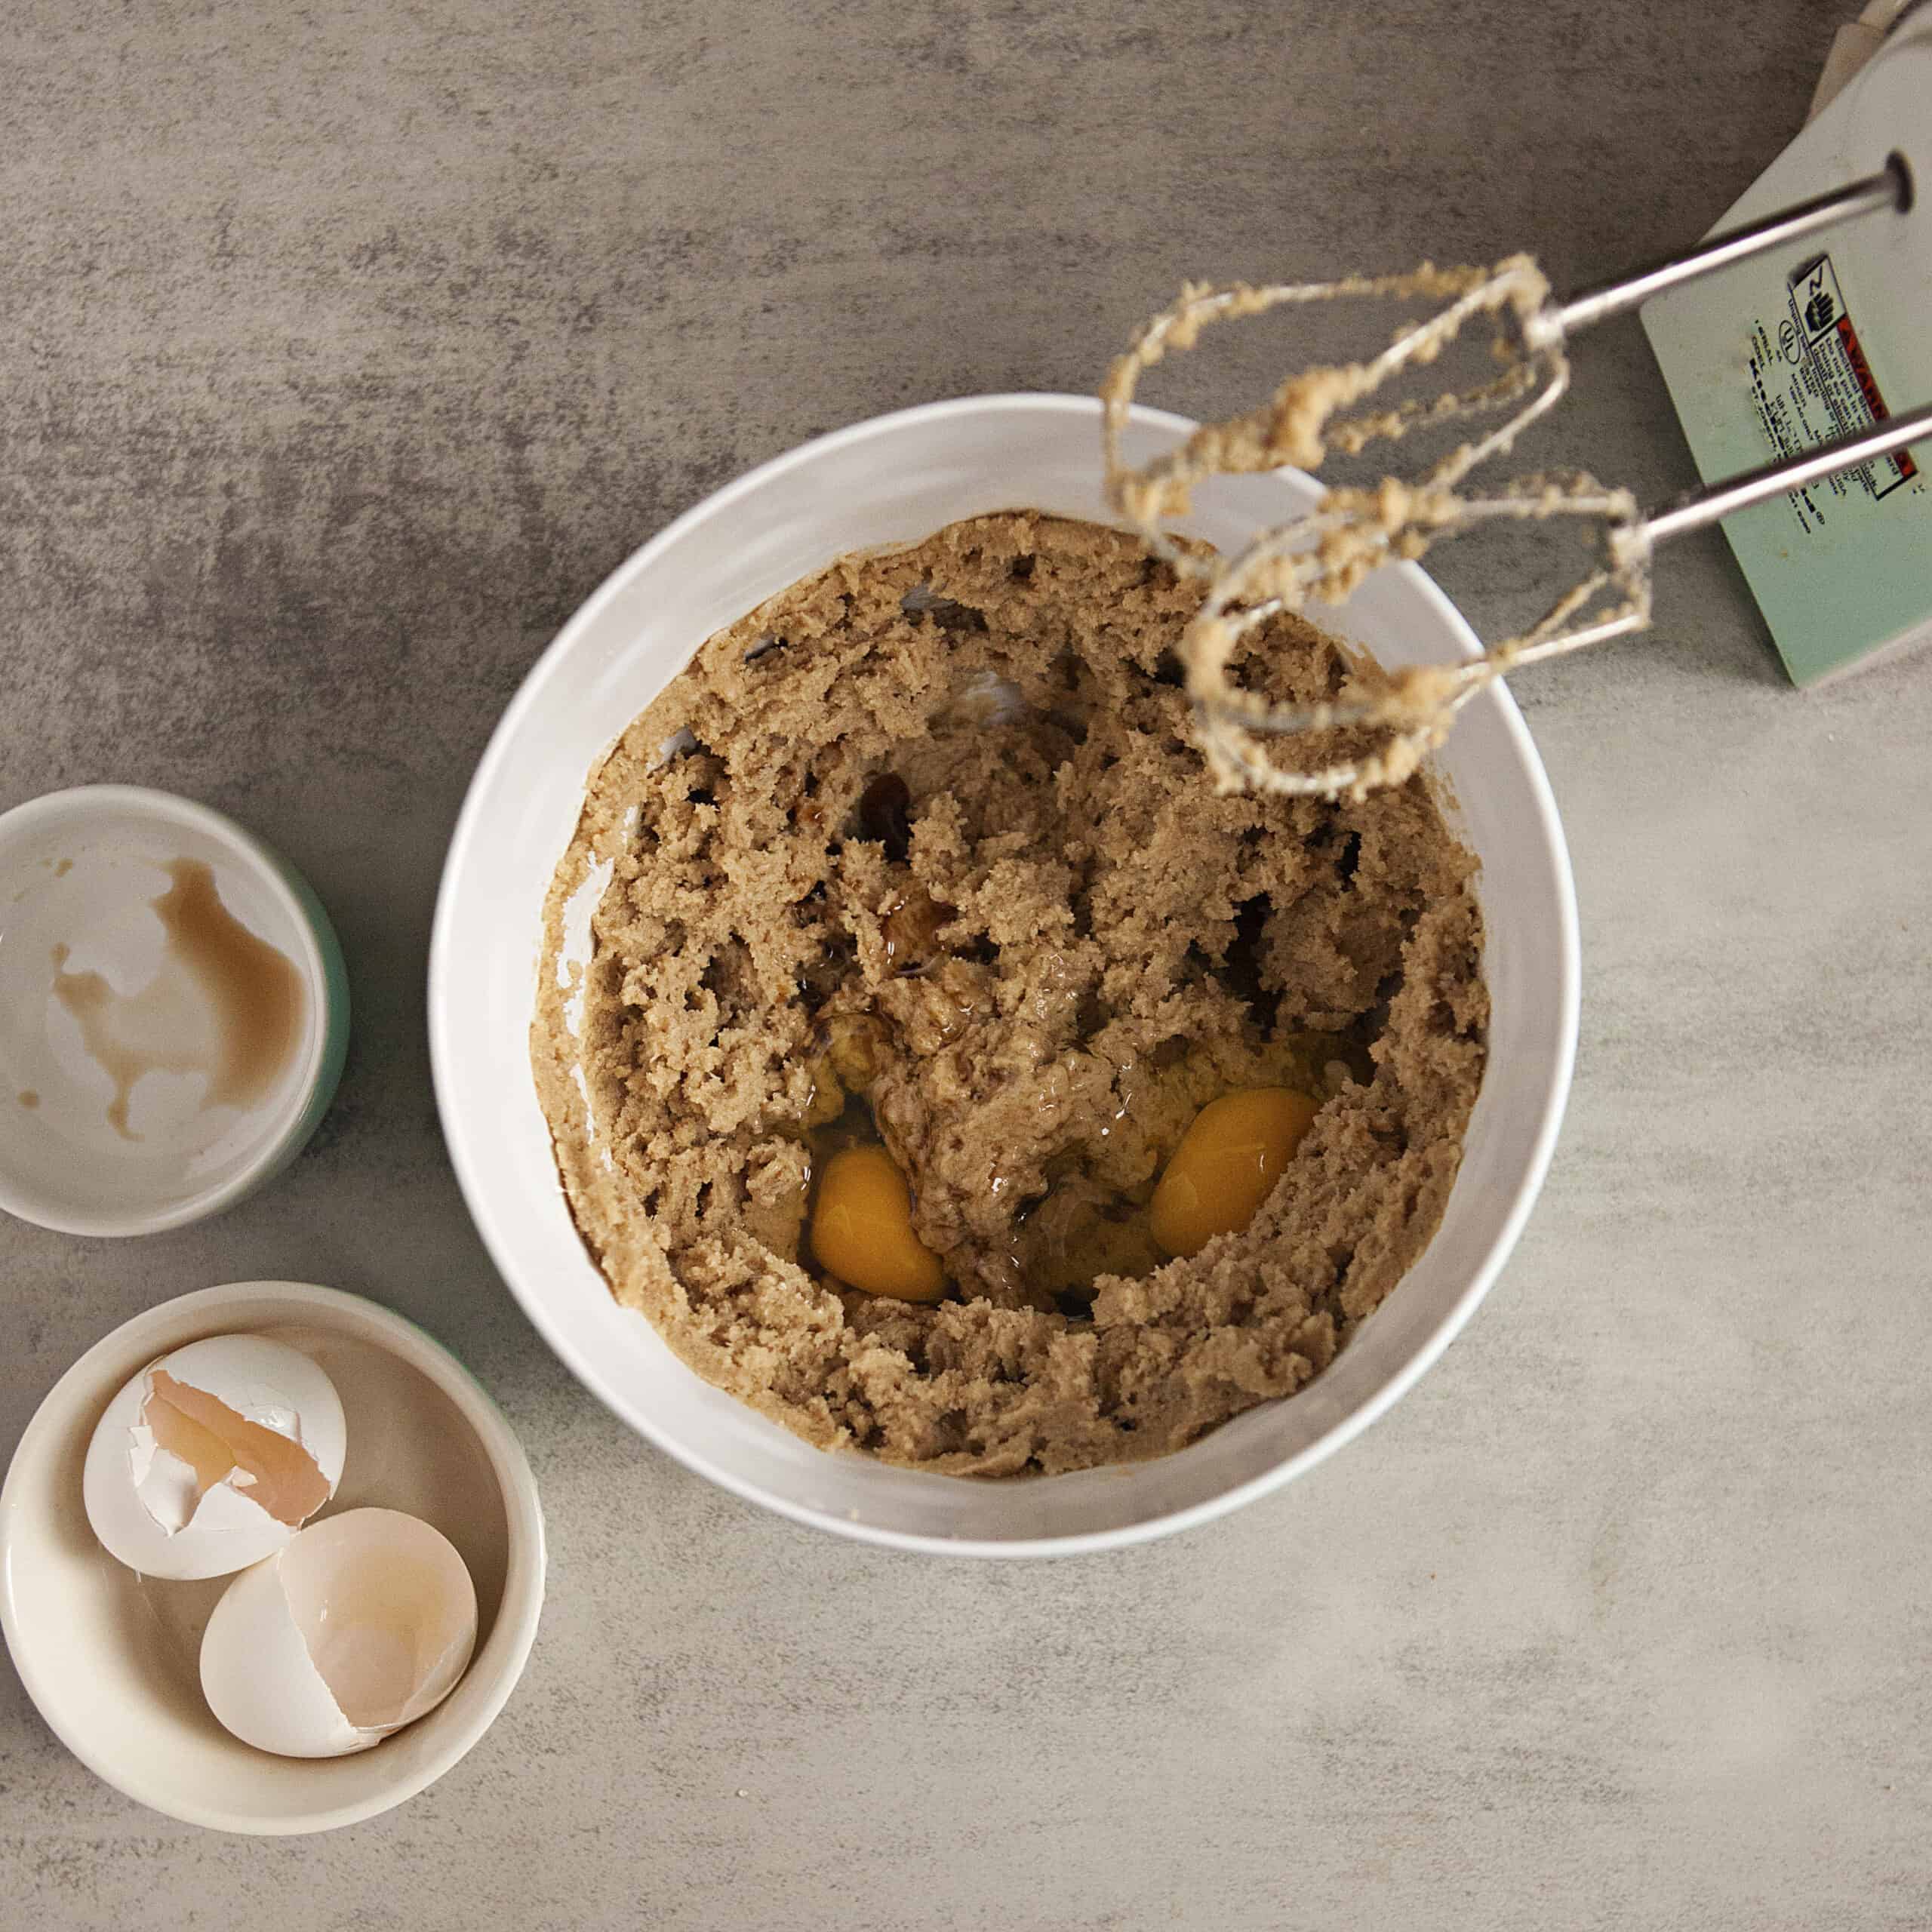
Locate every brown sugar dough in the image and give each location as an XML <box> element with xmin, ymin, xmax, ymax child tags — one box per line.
<box><xmin>532</xmin><ymin>512</ymin><xmax>1487</xmax><ymax>1477</ymax></box>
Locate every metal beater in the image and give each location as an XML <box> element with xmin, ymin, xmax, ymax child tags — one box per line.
<box><xmin>1101</xmin><ymin>155</ymin><xmax>1927</xmax><ymax>799</ymax></box>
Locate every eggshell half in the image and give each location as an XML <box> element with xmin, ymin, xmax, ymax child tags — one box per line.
<box><xmin>82</xmin><ymin>1334</ymin><xmax>346</xmax><ymax>1580</ymax></box>
<box><xmin>200</xmin><ymin>1509</ymin><xmax>478</xmax><ymax>1758</ymax></box>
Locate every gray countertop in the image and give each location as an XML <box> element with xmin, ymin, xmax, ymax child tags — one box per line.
<box><xmin>5</xmin><ymin>3</ymin><xmax>1930</xmax><ymax>1926</ymax></box>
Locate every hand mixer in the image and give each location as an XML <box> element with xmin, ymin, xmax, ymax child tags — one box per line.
<box><xmin>1101</xmin><ymin>44</ymin><xmax>1929</xmax><ymax>799</ymax></box>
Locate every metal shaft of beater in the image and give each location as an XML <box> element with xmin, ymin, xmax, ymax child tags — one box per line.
<box><xmin>1502</xmin><ymin>399</ymin><xmax>1932</xmax><ymax>675</ymax></box>
<box><xmin>1523</xmin><ymin>153</ymin><xmax>1912</xmax><ymax>349</ymax></box>
<box><xmin>1642</xmin><ymin>398</ymin><xmax>1932</xmax><ymax>546</ymax></box>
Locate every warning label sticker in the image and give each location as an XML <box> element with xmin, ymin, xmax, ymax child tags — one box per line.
<box><xmin>1743</xmin><ymin>250</ymin><xmax>1919</xmax><ymax>536</ymax></box>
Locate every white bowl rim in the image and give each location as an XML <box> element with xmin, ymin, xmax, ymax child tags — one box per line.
<box><xmin>0</xmin><ymin>783</ymin><xmax>349</xmax><ymax>1238</ymax></box>
<box><xmin>0</xmin><ymin>1279</ymin><xmax>548</xmax><ymax>1833</ymax></box>
<box><xmin>430</xmin><ymin>391</ymin><xmax>1580</xmax><ymax>1559</ymax></box>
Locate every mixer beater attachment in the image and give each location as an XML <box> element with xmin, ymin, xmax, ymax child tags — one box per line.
<box><xmin>1102</xmin><ymin>157</ymin><xmax>1925</xmax><ymax>798</ymax></box>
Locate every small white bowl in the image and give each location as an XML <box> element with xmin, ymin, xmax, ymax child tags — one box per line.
<box><xmin>0</xmin><ymin>786</ymin><xmax>349</xmax><ymax>1236</ymax></box>
<box><xmin>432</xmin><ymin>394</ymin><xmax>1579</xmax><ymax>1556</ymax></box>
<box><xmin>0</xmin><ymin>1281</ymin><xmax>546</xmax><ymax>1835</ymax></box>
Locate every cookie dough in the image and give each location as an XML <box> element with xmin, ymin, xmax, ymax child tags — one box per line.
<box><xmin>533</xmin><ymin>512</ymin><xmax>1487</xmax><ymax>1476</ymax></box>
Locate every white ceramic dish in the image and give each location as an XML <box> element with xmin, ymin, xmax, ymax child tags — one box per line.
<box><xmin>0</xmin><ymin>786</ymin><xmax>349</xmax><ymax>1236</ymax></box>
<box><xmin>0</xmin><ymin>1281</ymin><xmax>546</xmax><ymax>1834</ymax></box>
<box><xmin>432</xmin><ymin>393</ymin><xmax>1579</xmax><ymax>1558</ymax></box>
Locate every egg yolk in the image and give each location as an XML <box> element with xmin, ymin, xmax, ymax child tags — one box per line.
<box><xmin>1149</xmin><ymin>1086</ymin><xmax>1321</xmax><ymax>1259</ymax></box>
<box><xmin>810</xmin><ymin>1144</ymin><xmax>947</xmax><ymax>1303</ymax></box>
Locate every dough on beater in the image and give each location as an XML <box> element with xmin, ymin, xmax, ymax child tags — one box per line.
<box><xmin>532</xmin><ymin>512</ymin><xmax>1487</xmax><ymax>1476</ymax></box>
<box><xmin>1099</xmin><ymin>259</ymin><xmax>1647</xmax><ymax>797</ymax></box>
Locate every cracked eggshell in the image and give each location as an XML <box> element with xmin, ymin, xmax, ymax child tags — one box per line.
<box><xmin>200</xmin><ymin>1509</ymin><xmax>478</xmax><ymax>1758</ymax></box>
<box><xmin>81</xmin><ymin>1334</ymin><xmax>346</xmax><ymax>1580</ymax></box>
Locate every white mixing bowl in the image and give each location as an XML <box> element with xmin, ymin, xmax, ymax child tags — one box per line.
<box><xmin>431</xmin><ymin>394</ymin><xmax>1577</xmax><ymax>1556</ymax></box>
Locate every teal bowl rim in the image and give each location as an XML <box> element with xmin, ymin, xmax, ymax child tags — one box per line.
<box><xmin>0</xmin><ymin>784</ymin><xmax>349</xmax><ymax>1237</ymax></box>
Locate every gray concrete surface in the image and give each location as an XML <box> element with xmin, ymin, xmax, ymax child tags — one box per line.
<box><xmin>5</xmin><ymin>2</ymin><xmax>1930</xmax><ymax>1925</ymax></box>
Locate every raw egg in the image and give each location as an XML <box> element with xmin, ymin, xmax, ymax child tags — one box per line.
<box><xmin>1149</xmin><ymin>1087</ymin><xmax>1321</xmax><ymax>1259</ymax></box>
<box><xmin>199</xmin><ymin>1508</ymin><xmax>478</xmax><ymax>1758</ymax></box>
<box><xmin>82</xmin><ymin>1334</ymin><xmax>346</xmax><ymax>1580</ymax></box>
<box><xmin>810</xmin><ymin>1143</ymin><xmax>946</xmax><ymax>1302</ymax></box>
